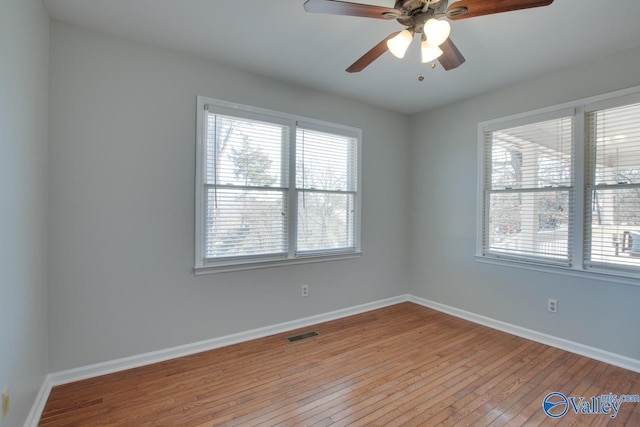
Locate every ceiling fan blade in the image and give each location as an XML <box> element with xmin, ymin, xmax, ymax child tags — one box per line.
<box><xmin>346</xmin><ymin>31</ymin><xmax>400</xmax><ymax>73</ymax></box>
<box><xmin>438</xmin><ymin>38</ymin><xmax>465</xmax><ymax>71</ymax></box>
<box><xmin>304</xmin><ymin>0</ymin><xmax>402</xmax><ymax>20</ymax></box>
<box><xmin>447</xmin><ymin>0</ymin><xmax>553</xmax><ymax>20</ymax></box>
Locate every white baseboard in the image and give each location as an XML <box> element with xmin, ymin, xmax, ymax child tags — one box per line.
<box><xmin>25</xmin><ymin>293</ymin><xmax>640</xmax><ymax>426</ymax></box>
<box><xmin>24</xmin><ymin>295</ymin><xmax>407</xmax><ymax>427</ymax></box>
<box><xmin>23</xmin><ymin>375</ymin><xmax>52</xmax><ymax>427</ymax></box>
<box><xmin>49</xmin><ymin>295</ymin><xmax>407</xmax><ymax>386</ymax></box>
<box><xmin>407</xmin><ymin>295</ymin><xmax>640</xmax><ymax>373</ymax></box>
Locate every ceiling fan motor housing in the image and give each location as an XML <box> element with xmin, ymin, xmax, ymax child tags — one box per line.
<box><xmin>395</xmin><ymin>0</ymin><xmax>448</xmax><ymax>15</ymax></box>
<box><xmin>395</xmin><ymin>0</ymin><xmax>451</xmax><ymax>32</ymax></box>
<box><xmin>394</xmin><ymin>0</ymin><xmax>426</xmax><ymax>15</ymax></box>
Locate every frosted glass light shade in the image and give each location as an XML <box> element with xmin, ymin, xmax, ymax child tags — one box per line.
<box><xmin>424</xmin><ymin>19</ymin><xmax>450</xmax><ymax>46</ymax></box>
<box><xmin>421</xmin><ymin>39</ymin><xmax>443</xmax><ymax>63</ymax></box>
<box><xmin>387</xmin><ymin>30</ymin><xmax>413</xmax><ymax>59</ymax></box>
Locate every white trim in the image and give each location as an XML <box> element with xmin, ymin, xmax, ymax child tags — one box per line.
<box><xmin>355</xmin><ymin>127</ymin><xmax>363</xmax><ymax>254</ymax></box>
<box><xmin>572</xmin><ymin>106</ymin><xmax>586</xmax><ymax>270</ymax></box>
<box><xmin>475</xmin><ymin>122</ymin><xmax>485</xmax><ymax>258</ymax></box>
<box><xmin>24</xmin><ymin>293</ymin><xmax>640</xmax><ymax>425</ymax></box>
<box><xmin>476</xmin><ymin>253</ymin><xmax>640</xmax><ymax>288</ymax></box>
<box><xmin>584</xmin><ymin>91</ymin><xmax>640</xmax><ymax>114</ymax></box>
<box><xmin>480</xmin><ymin>107</ymin><xmax>576</xmax><ymax>133</ymax></box>
<box><xmin>48</xmin><ymin>295</ymin><xmax>405</xmax><ymax>386</ymax></box>
<box><xmin>24</xmin><ymin>295</ymin><xmax>404</xmax><ymax>425</ymax></box>
<box><xmin>194</xmin><ymin>251</ymin><xmax>363</xmax><ymax>275</ymax></box>
<box><xmin>201</xmin><ymin>97</ymin><xmax>362</xmax><ymax>135</ymax></box>
<box><xmin>407</xmin><ymin>295</ymin><xmax>640</xmax><ymax>373</ymax></box>
<box><xmin>194</xmin><ymin>97</ymin><xmax>207</xmax><ymax>268</ymax></box>
<box><xmin>23</xmin><ymin>376</ymin><xmax>53</xmax><ymax>427</ymax></box>
<box><xmin>480</xmin><ymin>85</ymin><xmax>640</xmax><ymax>129</ymax></box>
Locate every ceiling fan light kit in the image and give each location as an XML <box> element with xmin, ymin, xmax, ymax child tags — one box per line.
<box><xmin>424</xmin><ymin>18</ymin><xmax>450</xmax><ymax>46</ymax></box>
<box><xmin>387</xmin><ymin>29</ymin><xmax>414</xmax><ymax>58</ymax></box>
<box><xmin>303</xmin><ymin>0</ymin><xmax>554</xmax><ymax>73</ymax></box>
<box><xmin>421</xmin><ymin>38</ymin><xmax>444</xmax><ymax>63</ymax></box>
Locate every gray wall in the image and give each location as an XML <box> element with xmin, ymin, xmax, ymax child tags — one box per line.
<box><xmin>0</xmin><ymin>0</ymin><xmax>50</xmax><ymax>425</ymax></box>
<box><xmin>47</xmin><ymin>22</ymin><xmax>411</xmax><ymax>371</ymax></box>
<box><xmin>42</xmin><ymin>5</ymin><xmax>640</xmax><ymax>381</ymax></box>
<box><xmin>409</xmin><ymin>45</ymin><xmax>640</xmax><ymax>360</ymax></box>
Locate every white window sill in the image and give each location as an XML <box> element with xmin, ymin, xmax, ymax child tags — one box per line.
<box><xmin>475</xmin><ymin>255</ymin><xmax>640</xmax><ymax>288</ymax></box>
<box><xmin>194</xmin><ymin>251</ymin><xmax>363</xmax><ymax>275</ymax></box>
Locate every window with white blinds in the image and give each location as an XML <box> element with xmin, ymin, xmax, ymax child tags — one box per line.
<box><xmin>296</xmin><ymin>126</ymin><xmax>357</xmax><ymax>254</ymax></box>
<box><xmin>478</xmin><ymin>88</ymin><xmax>640</xmax><ymax>283</ymax></box>
<box><xmin>203</xmin><ymin>112</ymin><xmax>289</xmax><ymax>260</ymax></box>
<box><xmin>585</xmin><ymin>100</ymin><xmax>640</xmax><ymax>274</ymax></box>
<box><xmin>482</xmin><ymin>113</ymin><xmax>574</xmax><ymax>265</ymax></box>
<box><xmin>195</xmin><ymin>97</ymin><xmax>361</xmax><ymax>272</ymax></box>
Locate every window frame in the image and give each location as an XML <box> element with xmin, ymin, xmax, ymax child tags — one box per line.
<box><xmin>477</xmin><ymin>86</ymin><xmax>640</xmax><ymax>287</ymax></box>
<box><xmin>479</xmin><ymin>108</ymin><xmax>576</xmax><ymax>267</ymax></box>
<box><xmin>195</xmin><ymin>96</ymin><xmax>362</xmax><ymax>274</ymax></box>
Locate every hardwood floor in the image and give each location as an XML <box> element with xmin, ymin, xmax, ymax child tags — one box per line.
<box><xmin>40</xmin><ymin>302</ymin><xmax>640</xmax><ymax>426</ymax></box>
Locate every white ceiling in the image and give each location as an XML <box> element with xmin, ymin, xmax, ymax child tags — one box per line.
<box><xmin>42</xmin><ymin>0</ymin><xmax>640</xmax><ymax>114</ymax></box>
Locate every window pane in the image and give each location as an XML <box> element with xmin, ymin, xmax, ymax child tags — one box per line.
<box><xmin>206</xmin><ymin>114</ymin><xmax>287</xmax><ymax>187</ymax></box>
<box><xmin>296</xmin><ymin>128</ymin><xmax>357</xmax><ymax>191</ymax></box>
<box><xmin>484</xmin><ymin>114</ymin><xmax>574</xmax><ymax>264</ymax></box>
<box><xmin>297</xmin><ymin>192</ymin><xmax>355</xmax><ymax>252</ymax></box>
<box><xmin>204</xmin><ymin>188</ymin><xmax>287</xmax><ymax>258</ymax></box>
<box><xmin>490</xmin><ymin>117</ymin><xmax>573</xmax><ymax>190</ymax></box>
<box><xmin>591</xmin><ymin>102</ymin><xmax>640</xmax><ymax>185</ymax></box>
<box><xmin>203</xmin><ymin>110</ymin><xmax>289</xmax><ymax>262</ymax></box>
<box><xmin>488</xmin><ymin>190</ymin><xmax>570</xmax><ymax>260</ymax></box>
<box><xmin>588</xmin><ymin>188</ymin><xmax>640</xmax><ymax>268</ymax></box>
<box><xmin>586</xmin><ymin>101</ymin><xmax>640</xmax><ymax>271</ymax></box>
<box><xmin>295</xmin><ymin>126</ymin><xmax>358</xmax><ymax>254</ymax></box>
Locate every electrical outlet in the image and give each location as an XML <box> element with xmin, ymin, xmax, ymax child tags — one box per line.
<box><xmin>2</xmin><ymin>388</ymin><xmax>9</xmax><ymax>419</ymax></box>
<box><xmin>548</xmin><ymin>298</ymin><xmax>558</xmax><ymax>314</ymax></box>
<box><xmin>301</xmin><ymin>284</ymin><xmax>309</xmax><ymax>297</ymax></box>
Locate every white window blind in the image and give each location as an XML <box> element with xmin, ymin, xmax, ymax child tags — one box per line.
<box><xmin>585</xmin><ymin>101</ymin><xmax>640</xmax><ymax>273</ymax></box>
<box><xmin>203</xmin><ymin>110</ymin><xmax>289</xmax><ymax>260</ymax></box>
<box><xmin>195</xmin><ymin>97</ymin><xmax>362</xmax><ymax>272</ymax></box>
<box><xmin>296</xmin><ymin>126</ymin><xmax>358</xmax><ymax>254</ymax></box>
<box><xmin>483</xmin><ymin>115</ymin><xmax>574</xmax><ymax>264</ymax></box>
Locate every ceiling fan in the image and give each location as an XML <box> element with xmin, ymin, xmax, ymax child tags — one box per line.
<box><xmin>303</xmin><ymin>0</ymin><xmax>554</xmax><ymax>73</ymax></box>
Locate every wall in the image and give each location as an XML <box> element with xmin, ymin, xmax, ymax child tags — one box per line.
<box><xmin>0</xmin><ymin>0</ymin><xmax>50</xmax><ymax>425</ymax></box>
<box><xmin>409</xmin><ymin>45</ymin><xmax>640</xmax><ymax>360</ymax></box>
<box><xmin>47</xmin><ymin>22</ymin><xmax>411</xmax><ymax>371</ymax></box>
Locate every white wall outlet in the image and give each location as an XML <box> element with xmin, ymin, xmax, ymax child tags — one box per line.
<box><xmin>548</xmin><ymin>298</ymin><xmax>558</xmax><ymax>314</ymax></box>
<box><xmin>301</xmin><ymin>284</ymin><xmax>309</xmax><ymax>297</ymax></box>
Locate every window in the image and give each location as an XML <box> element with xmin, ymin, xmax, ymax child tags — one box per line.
<box><xmin>482</xmin><ymin>112</ymin><xmax>574</xmax><ymax>265</ymax></box>
<box><xmin>478</xmin><ymin>88</ymin><xmax>640</xmax><ymax>283</ymax></box>
<box><xmin>585</xmin><ymin>99</ymin><xmax>640</xmax><ymax>275</ymax></box>
<box><xmin>195</xmin><ymin>97</ymin><xmax>361</xmax><ymax>273</ymax></box>
<box><xmin>296</xmin><ymin>125</ymin><xmax>358</xmax><ymax>253</ymax></box>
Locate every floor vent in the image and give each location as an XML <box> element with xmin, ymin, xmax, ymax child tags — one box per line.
<box><xmin>286</xmin><ymin>331</ymin><xmax>319</xmax><ymax>343</ymax></box>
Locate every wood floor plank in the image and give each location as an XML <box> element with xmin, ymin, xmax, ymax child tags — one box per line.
<box><xmin>39</xmin><ymin>302</ymin><xmax>640</xmax><ymax>426</ymax></box>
